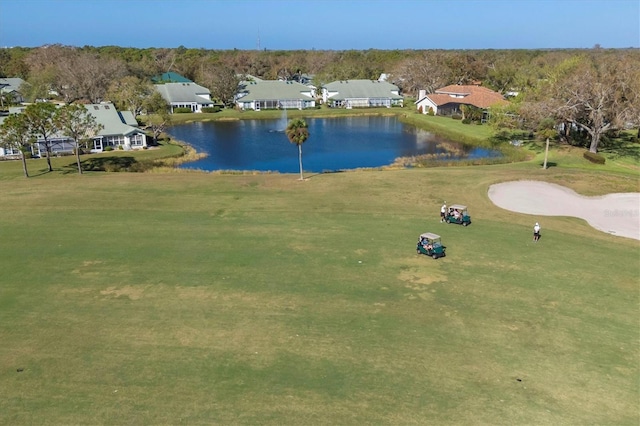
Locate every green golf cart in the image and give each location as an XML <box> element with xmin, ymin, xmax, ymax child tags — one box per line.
<box><xmin>445</xmin><ymin>204</ymin><xmax>471</xmax><ymax>226</ymax></box>
<box><xmin>416</xmin><ymin>232</ymin><xmax>446</xmax><ymax>259</ymax></box>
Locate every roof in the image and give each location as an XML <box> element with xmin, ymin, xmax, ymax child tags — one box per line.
<box><xmin>151</xmin><ymin>72</ymin><xmax>192</xmax><ymax>83</ymax></box>
<box><xmin>420</xmin><ymin>232</ymin><xmax>442</xmax><ymax>240</ymax></box>
<box><xmin>0</xmin><ymin>103</ymin><xmax>141</xmax><ymax>139</ymax></box>
<box><xmin>154</xmin><ymin>82</ymin><xmax>212</xmax><ymax>105</ymax></box>
<box><xmin>236</xmin><ymin>80</ymin><xmax>313</xmax><ymax>102</ymax></box>
<box><xmin>323</xmin><ymin>79</ymin><xmax>402</xmax><ymax>100</ymax></box>
<box><xmin>449</xmin><ymin>204</ymin><xmax>467</xmax><ymax>210</ymax></box>
<box><xmin>119</xmin><ymin>110</ymin><xmax>138</xmax><ymax>126</ymax></box>
<box><xmin>0</xmin><ymin>77</ymin><xmax>26</xmax><ymax>93</ymax></box>
<box><xmin>84</xmin><ymin>103</ymin><xmax>143</xmax><ymax>136</ymax></box>
<box><xmin>422</xmin><ymin>85</ymin><xmax>507</xmax><ymax>108</ymax></box>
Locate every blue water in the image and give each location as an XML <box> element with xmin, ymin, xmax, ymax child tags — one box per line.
<box><xmin>167</xmin><ymin>116</ymin><xmax>500</xmax><ymax>173</ymax></box>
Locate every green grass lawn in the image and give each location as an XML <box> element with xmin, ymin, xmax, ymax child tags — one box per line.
<box><xmin>0</xmin><ymin>150</ymin><xmax>638</xmax><ymax>424</ymax></box>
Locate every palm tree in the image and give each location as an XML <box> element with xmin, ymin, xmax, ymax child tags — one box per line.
<box><xmin>285</xmin><ymin>118</ymin><xmax>309</xmax><ymax>180</ymax></box>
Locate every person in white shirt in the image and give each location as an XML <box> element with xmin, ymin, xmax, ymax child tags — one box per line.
<box><xmin>440</xmin><ymin>203</ymin><xmax>447</xmax><ymax>223</ymax></box>
<box><xmin>533</xmin><ymin>222</ymin><xmax>541</xmax><ymax>242</ymax></box>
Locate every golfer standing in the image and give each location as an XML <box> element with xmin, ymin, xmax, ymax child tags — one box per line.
<box><xmin>440</xmin><ymin>202</ymin><xmax>447</xmax><ymax>223</ymax></box>
<box><xmin>533</xmin><ymin>222</ymin><xmax>541</xmax><ymax>242</ymax></box>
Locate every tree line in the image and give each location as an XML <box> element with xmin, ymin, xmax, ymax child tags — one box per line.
<box><xmin>1</xmin><ymin>45</ymin><xmax>639</xmax><ymax>154</ymax></box>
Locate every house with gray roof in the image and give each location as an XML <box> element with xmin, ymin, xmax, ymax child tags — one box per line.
<box><xmin>154</xmin><ymin>81</ymin><xmax>213</xmax><ymax>113</ymax></box>
<box><xmin>0</xmin><ymin>77</ymin><xmax>27</xmax><ymax>105</ymax></box>
<box><xmin>0</xmin><ymin>102</ymin><xmax>147</xmax><ymax>158</ymax></box>
<box><xmin>85</xmin><ymin>103</ymin><xmax>147</xmax><ymax>152</ymax></box>
<box><xmin>322</xmin><ymin>80</ymin><xmax>403</xmax><ymax>109</ymax></box>
<box><xmin>235</xmin><ymin>77</ymin><xmax>316</xmax><ymax>111</ymax></box>
<box><xmin>1</xmin><ymin>105</ymin><xmax>78</xmax><ymax>157</ymax></box>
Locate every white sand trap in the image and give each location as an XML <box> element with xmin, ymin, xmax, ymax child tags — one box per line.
<box><xmin>488</xmin><ymin>180</ymin><xmax>640</xmax><ymax>240</ymax></box>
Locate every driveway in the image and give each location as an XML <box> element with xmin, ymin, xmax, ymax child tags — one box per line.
<box><xmin>488</xmin><ymin>180</ymin><xmax>640</xmax><ymax>240</ymax></box>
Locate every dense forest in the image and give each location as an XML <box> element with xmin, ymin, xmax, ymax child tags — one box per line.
<box><xmin>1</xmin><ymin>45</ymin><xmax>639</xmax><ymax>152</ymax></box>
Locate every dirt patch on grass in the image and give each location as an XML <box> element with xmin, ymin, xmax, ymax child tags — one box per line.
<box><xmin>100</xmin><ymin>285</ymin><xmax>145</xmax><ymax>300</ymax></box>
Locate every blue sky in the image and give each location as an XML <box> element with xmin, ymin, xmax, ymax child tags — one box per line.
<box><xmin>1</xmin><ymin>0</ymin><xmax>638</xmax><ymax>50</ymax></box>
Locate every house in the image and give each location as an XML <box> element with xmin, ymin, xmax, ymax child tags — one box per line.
<box><xmin>152</xmin><ymin>72</ymin><xmax>214</xmax><ymax>113</ymax></box>
<box><xmin>235</xmin><ymin>76</ymin><xmax>316</xmax><ymax>110</ymax></box>
<box><xmin>415</xmin><ymin>85</ymin><xmax>508</xmax><ymax>117</ymax></box>
<box><xmin>0</xmin><ymin>111</ymin><xmax>22</xmax><ymax>158</ymax></box>
<box><xmin>85</xmin><ymin>103</ymin><xmax>147</xmax><ymax>152</ymax></box>
<box><xmin>0</xmin><ymin>103</ymin><xmax>147</xmax><ymax>158</ymax></box>
<box><xmin>322</xmin><ymin>80</ymin><xmax>403</xmax><ymax>108</ymax></box>
<box><xmin>0</xmin><ymin>77</ymin><xmax>27</xmax><ymax>105</ymax></box>
<box><xmin>154</xmin><ymin>81</ymin><xmax>214</xmax><ymax>113</ymax></box>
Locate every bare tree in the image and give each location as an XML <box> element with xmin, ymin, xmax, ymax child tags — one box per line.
<box><xmin>55</xmin><ymin>51</ymin><xmax>124</xmax><ymax>103</ymax></box>
<box><xmin>522</xmin><ymin>54</ymin><xmax>639</xmax><ymax>152</ymax></box>
<box><xmin>197</xmin><ymin>64</ymin><xmax>241</xmax><ymax>108</ymax></box>
<box><xmin>106</xmin><ymin>76</ymin><xmax>154</xmax><ymax>116</ymax></box>
<box><xmin>142</xmin><ymin>92</ymin><xmax>172</xmax><ymax>144</ymax></box>
<box><xmin>389</xmin><ymin>51</ymin><xmax>450</xmax><ymax>96</ymax></box>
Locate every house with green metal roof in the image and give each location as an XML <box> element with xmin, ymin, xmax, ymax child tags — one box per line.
<box><xmin>235</xmin><ymin>77</ymin><xmax>316</xmax><ymax>111</ymax></box>
<box><xmin>322</xmin><ymin>80</ymin><xmax>403</xmax><ymax>109</ymax></box>
<box><xmin>154</xmin><ymin>81</ymin><xmax>214</xmax><ymax>113</ymax></box>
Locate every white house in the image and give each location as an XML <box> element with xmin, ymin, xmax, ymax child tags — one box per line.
<box><xmin>0</xmin><ymin>77</ymin><xmax>26</xmax><ymax>105</ymax></box>
<box><xmin>85</xmin><ymin>103</ymin><xmax>147</xmax><ymax>152</ymax></box>
<box><xmin>0</xmin><ymin>103</ymin><xmax>147</xmax><ymax>158</ymax></box>
<box><xmin>235</xmin><ymin>76</ymin><xmax>316</xmax><ymax>111</ymax></box>
<box><xmin>154</xmin><ymin>79</ymin><xmax>214</xmax><ymax>113</ymax></box>
<box><xmin>322</xmin><ymin>79</ymin><xmax>403</xmax><ymax>108</ymax></box>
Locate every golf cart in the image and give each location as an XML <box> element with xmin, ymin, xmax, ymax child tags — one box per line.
<box><xmin>445</xmin><ymin>204</ymin><xmax>471</xmax><ymax>226</ymax></box>
<box><xmin>416</xmin><ymin>232</ymin><xmax>446</xmax><ymax>259</ymax></box>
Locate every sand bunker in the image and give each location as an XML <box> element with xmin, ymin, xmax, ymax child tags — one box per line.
<box><xmin>488</xmin><ymin>180</ymin><xmax>640</xmax><ymax>240</ymax></box>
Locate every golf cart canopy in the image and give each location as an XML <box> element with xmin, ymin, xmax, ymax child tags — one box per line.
<box><xmin>420</xmin><ymin>232</ymin><xmax>441</xmax><ymax>240</ymax></box>
<box><xmin>449</xmin><ymin>204</ymin><xmax>467</xmax><ymax>211</ymax></box>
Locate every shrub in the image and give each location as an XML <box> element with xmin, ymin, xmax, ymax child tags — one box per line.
<box><xmin>173</xmin><ymin>107</ymin><xmax>193</xmax><ymax>113</ymax></box>
<box><xmin>451</xmin><ymin>114</ymin><xmax>462</xmax><ymax>120</ymax></box>
<box><xmin>461</xmin><ymin>118</ymin><xmax>472</xmax><ymax>125</ymax></box>
<box><xmin>201</xmin><ymin>106</ymin><xmax>221</xmax><ymax>113</ymax></box>
<box><xmin>583</xmin><ymin>151</ymin><xmax>606</xmax><ymax>164</ymax></box>
<box><xmin>104</xmin><ymin>146</ymin><xmax>114</xmax><ymax>151</ymax></box>
<box><xmin>427</xmin><ymin>107</ymin><xmax>435</xmax><ymax>116</ymax></box>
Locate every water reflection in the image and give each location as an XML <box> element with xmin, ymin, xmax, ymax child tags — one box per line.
<box><xmin>167</xmin><ymin>116</ymin><xmax>499</xmax><ymax>173</ymax></box>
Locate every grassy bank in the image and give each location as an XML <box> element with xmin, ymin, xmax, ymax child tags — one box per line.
<box><xmin>0</xmin><ymin>161</ymin><xmax>638</xmax><ymax>424</ymax></box>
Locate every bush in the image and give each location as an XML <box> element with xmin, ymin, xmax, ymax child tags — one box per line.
<box><xmin>201</xmin><ymin>106</ymin><xmax>221</xmax><ymax>113</ymax></box>
<box><xmin>461</xmin><ymin>118</ymin><xmax>472</xmax><ymax>125</ymax></box>
<box><xmin>427</xmin><ymin>107</ymin><xmax>435</xmax><ymax>116</ymax></box>
<box><xmin>451</xmin><ymin>114</ymin><xmax>462</xmax><ymax>120</ymax></box>
<box><xmin>173</xmin><ymin>107</ymin><xmax>193</xmax><ymax>113</ymax></box>
<box><xmin>583</xmin><ymin>151</ymin><xmax>606</xmax><ymax>164</ymax></box>
<box><xmin>104</xmin><ymin>146</ymin><xmax>114</xmax><ymax>151</ymax></box>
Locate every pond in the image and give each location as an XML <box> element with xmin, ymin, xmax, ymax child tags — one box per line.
<box><xmin>167</xmin><ymin>115</ymin><xmax>500</xmax><ymax>173</ymax></box>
